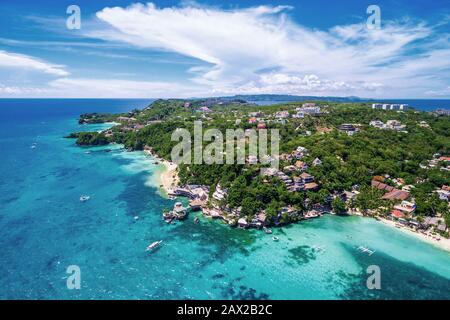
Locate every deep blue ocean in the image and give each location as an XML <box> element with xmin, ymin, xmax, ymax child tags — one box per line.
<box><xmin>0</xmin><ymin>99</ymin><xmax>449</xmax><ymax>300</ymax></box>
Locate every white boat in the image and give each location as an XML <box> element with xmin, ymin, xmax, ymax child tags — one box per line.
<box><xmin>263</xmin><ymin>227</ymin><xmax>273</xmax><ymax>234</ymax></box>
<box><xmin>272</xmin><ymin>236</ymin><xmax>279</xmax><ymax>242</ymax></box>
<box><xmin>79</xmin><ymin>195</ymin><xmax>90</xmax><ymax>202</ymax></box>
<box><xmin>146</xmin><ymin>240</ymin><xmax>163</xmax><ymax>251</ymax></box>
<box><xmin>357</xmin><ymin>246</ymin><xmax>375</xmax><ymax>256</ymax></box>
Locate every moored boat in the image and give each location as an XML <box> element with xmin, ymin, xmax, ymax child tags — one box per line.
<box><xmin>146</xmin><ymin>240</ymin><xmax>163</xmax><ymax>251</ymax></box>
<box><xmin>79</xmin><ymin>195</ymin><xmax>90</xmax><ymax>202</ymax></box>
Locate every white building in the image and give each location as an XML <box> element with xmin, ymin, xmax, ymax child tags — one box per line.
<box><xmin>372</xmin><ymin>103</ymin><xmax>408</xmax><ymax>111</ymax></box>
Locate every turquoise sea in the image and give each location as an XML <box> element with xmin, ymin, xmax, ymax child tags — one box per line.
<box><xmin>0</xmin><ymin>99</ymin><xmax>449</xmax><ymax>300</ymax></box>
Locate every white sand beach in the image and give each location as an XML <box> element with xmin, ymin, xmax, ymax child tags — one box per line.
<box><xmin>143</xmin><ymin>149</ymin><xmax>178</xmax><ymax>193</ymax></box>
<box><xmin>378</xmin><ymin>217</ymin><xmax>450</xmax><ymax>253</ymax></box>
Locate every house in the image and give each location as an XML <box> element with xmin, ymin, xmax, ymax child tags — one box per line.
<box><xmin>393</xmin><ymin>201</ymin><xmax>416</xmax><ymax>214</ymax></box>
<box><xmin>386</xmin><ymin>120</ymin><xmax>406</xmax><ymax>131</ymax></box>
<box><xmin>439</xmin><ymin>156</ymin><xmax>450</xmax><ymax>162</ymax></box>
<box><xmin>339</xmin><ymin>124</ymin><xmax>357</xmax><ymax>136</ymax></box>
<box><xmin>199</xmin><ymin>106</ymin><xmax>212</xmax><ymax>113</ymax></box>
<box><xmin>295</xmin><ymin>161</ymin><xmax>308</xmax><ymax>171</ymax></box>
<box><xmin>390</xmin><ymin>209</ymin><xmax>405</xmax><ymax>219</ymax></box>
<box><xmin>249</xmin><ymin>111</ymin><xmax>263</xmax><ymax>117</ymax></box>
<box><xmin>212</xmin><ymin>184</ymin><xmax>228</xmax><ymax>201</ymax></box>
<box><xmin>312</xmin><ymin>158</ymin><xmax>322</xmax><ymax>166</ymax></box>
<box><xmin>418</xmin><ymin>121</ymin><xmax>430</xmax><ymax>128</ymax></box>
<box><xmin>422</xmin><ymin>217</ymin><xmax>447</xmax><ymax>232</ymax></box>
<box><xmin>290</xmin><ymin>177</ymin><xmax>305</xmax><ymax>192</ymax></box>
<box><xmin>304</xmin><ymin>182</ymin><xmax>319</xmax><ymax>191</ymax></box>
<box><xmin>369</xmin><ymin>120</ymin><xmax>384</xmax><ymax>129</ymax></box>
<box><xmin>300</xmin><ymin>172</ymin><xmax>315</xmax><ymax>183</ymax></box>
<box><xmin>283</xmin><ymin>165</ymin><xmax>297</xmax><ymax>173</ymax></box>
<box><xmin>275</xmin><ymin>111</ymin><xmax>290</xmax><ymax>119</ymax></box>
<box><xmin>248</xmin><ymin>117</ymin><xmax>258</xmax><ymax>124</ymax></box>
<box><xmin>257</xmin><ymin>212</ymin><xmax>267</xmax><ymax>225</ymax></box>
<box><xmin>247</xmin><ymin>155</ymin><xmax>258</xmax><ymax>165</ymax></box>
<box><xmin>257</xmin><ymin>122</ymin><xmax>267</xmax><ymax>130</ymax></box>
<box><xmin>238</xmin><ymin>218</ymin><xmax>249</xmax><ymax>229</ymax></box>
<box><xmin>371</xmin><ymin>179</ymin><xmax>410</xmax><ymax>200</ymax></box>
<box><xmin>436</xmin><ymin>188</ymin><xmax>450</xmax><ymax>201</ymax></box>
<box><xmin>343</xmin><ymin>190</ymin><xmax>358</xmax><ymax>203</ymax></box>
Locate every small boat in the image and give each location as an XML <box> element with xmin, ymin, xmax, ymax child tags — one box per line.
<box><xmin>154</xmin><ymin>161</ymin><xmax>160</xmax><ymax>165</ymax></box>
<box><xmin>134</xmin><ymin>216</ymin><xmax>139</xmax><ymax>220</ymax></box>
<box><xmin>79</xmin><ymin>195</ymin><xmax>90</xmax><ymax>202</ymax></box>
<box><xmin>146</xmin><ymin>240</ymin><xmax>163</xmax><ymax>251</ymax></box>
<box><xmin>194</xmin><ymin>217</ymin><xmax>200</xmax><ymax>224</ymax></box>
<box><xmin>263</xmin><ymin>227</ymin><xmax>273</xmax><ymax>234</ymax></box>
<box><xmin>85</xmin><ymin>151</ymin><xmax>91</xmax><ymax>154</ymax></box>
<box><xmin>272</xmin><ymin>236</ymin><xmax>279</xmax><ymax>242</ymax></box>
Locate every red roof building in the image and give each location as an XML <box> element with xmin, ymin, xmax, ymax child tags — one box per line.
<box><xmin>257</xmin><ymin>122</ymin><xmax>267</xmax><ymax>129</ymax></box>
<box><xmin>391</xmin><ymin>209</ymin><xmax>405</xmax><ymax>219</ymax></box>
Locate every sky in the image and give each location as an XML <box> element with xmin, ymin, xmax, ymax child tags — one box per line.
<box><xmin>0</xmin><ymin>0</ymin><xmax>449</xmax><ymax>99</ymax></box>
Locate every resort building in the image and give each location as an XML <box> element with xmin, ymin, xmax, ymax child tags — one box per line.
<box><xmin>338</xmin><ymin>124</ymin><xmax>357</xmax><ymax>136</ymax></box>
<box><xmin>372</xmin><ymin>103</ymin><xmax>409</xmax><ymax>111</ymax></box>
<box><xmin>212</xmin><ymin>184</ymin><xmax>228</xmax><ymax>201</ymax></box>
<box><xmin>436</xmin><ymin>187</ymin><xmax>450</xmax><ymax>201</ymax></box>
<box><xmin>274</xmin><ymin>111</ymin><xmax>290</xmax><ymax>119</ymax></box>
<box><xmin>369</xmin><ymin>120</ymin><xmax>384</xmax><ymax>129</ymax></box>
<box><xmin>393</xmin><ymin>201</ymin><xmax>416</xmax><ymax>214</ymax></box>
<box><xmin>371</xmin><ymin>179</ymin><xmax>410</xmax><ymax>201</ymax></box>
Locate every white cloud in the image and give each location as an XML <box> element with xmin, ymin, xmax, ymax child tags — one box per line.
<box><xmin>0</xmin><ymin>50</ymin><xmax>69</xmax><ymax>77</ymax></box>
<box><xmin>46</xmin><ymin>78</ymin><xmax>205</xmax><ymax>98</ymax></box>
<box><xmin>86</xmin><ymin>2</ymin><xmax>450</xmax><ymax>98</ymax></box>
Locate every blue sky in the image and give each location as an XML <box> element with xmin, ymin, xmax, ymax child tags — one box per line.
<box><xmin>0</xmin><ymin>0</ymin><xmax>449</xmax><ymax>98</ymax></box>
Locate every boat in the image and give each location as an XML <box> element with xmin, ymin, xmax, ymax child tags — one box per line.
<box><xmin>263</xmin><ymin>227</ymin><xmax>273</xmax><ymax>234</ymax></box>
<box><xmin>146</xmin><ymin>240</ymin><xmax>163</xmax><ymax>251</ymax></box>
<box><xmin>194</xmin><ymin>217</ymin><xmax>200</xmax><ymax>224</ymax></box>
<box><xmin>357</xmin><ymin>246</ymin><xmax>375</xmax><ymax>256</ymax></box>
<box><xmin>79</xmin><ymin>195</ymin><xmax>90</xmax><ymax>202</ymax></box>
<box><xmin>272</xmin><ymin>236</ymin><xmax>279</xmax><ymax>242</ymax></box>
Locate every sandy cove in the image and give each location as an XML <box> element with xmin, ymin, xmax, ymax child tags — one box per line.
<box><xmin>377</xmin><ymin>217</ymin><xmax>450</xmax><ymax>253</ymax></box>
<box><xmin>143</xmin><ymin>149</ymin><xmax>179</xmax><ymax>193</ymax></box>
<box><xmin>159</xmin><ymin>160</ymin><xmax>179</xmax><ymax>192</ymax></box>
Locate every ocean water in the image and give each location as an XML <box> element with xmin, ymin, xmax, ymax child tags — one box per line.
<box><xmin>0</xmin><ymin>99</ymin><xmax>449</xmax><ymax>300</ymax></box>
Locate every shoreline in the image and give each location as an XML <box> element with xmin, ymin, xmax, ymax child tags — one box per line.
<box><xmin>143</xmin><ymin>150</ymin><xmax>179</xmax><ymax>194</ymax></box>
<box><xmin>376</xmin><ymin>216</ymin><xmax>450</xmax><ymax>253</ymax></box>
<box><xmin>141</xmin><ymin>152</ymin><xmax>450</xmax><ymax>253</ymax></box>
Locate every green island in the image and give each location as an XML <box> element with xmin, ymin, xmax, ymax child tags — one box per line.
<box><xmin>66</xmin><ymin>98</ymin><xmax>450</xmax><ymax>245</ymax></box>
